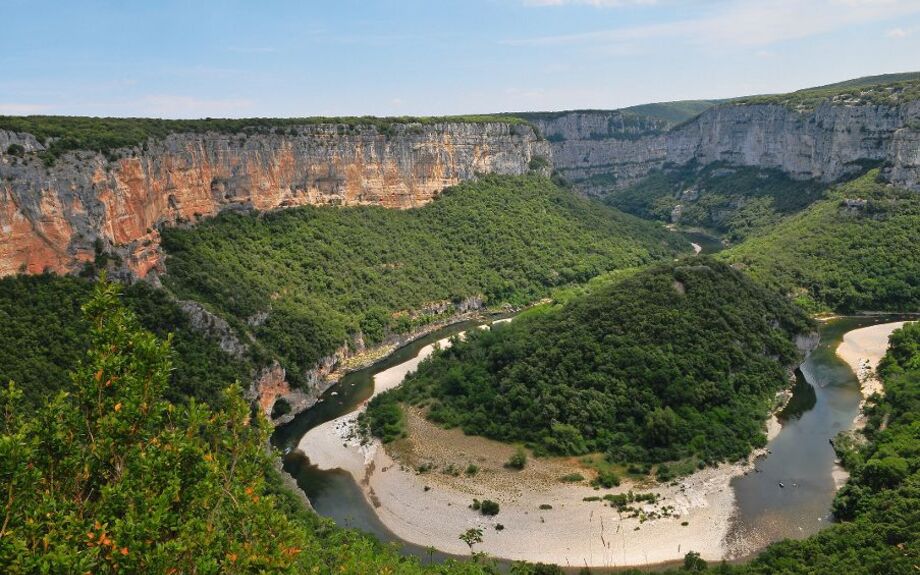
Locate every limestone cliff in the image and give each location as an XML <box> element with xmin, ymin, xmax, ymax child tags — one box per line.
<box><xmin>0</xmin><ymin>122</ymin><xmax>550</xmax><ymax>277</ymax></box>
<box><xmin>534</xmin><ymin>101</ymin><xmax>920</xmax><ymax>194</ymax></box>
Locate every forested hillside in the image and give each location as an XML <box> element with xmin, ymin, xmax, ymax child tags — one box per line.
<box><xmin>161</xmin><ymin>175</ymin><xmax>686</xmax><ymax>384</ymax></box>
<box><xmin>0</xmin><ymin>281</ymin><xmax>518</xmax><ymax>574</ymax></box>
<box><xmin>605</xmin><ymin>163</ymin><xmax>829</xmax><ymax>242</ymax></box>
<box><xmin>723</xmin><ymin>170</ymin><xmax>920</xmax><ymax>312</ymax></box>
<box><xmin>367</xmin><ymin>259</ymin><xmax>813</xmax><ymax>466</ymax></box>
<box><xmin>0</xmin><ymin>274</ymin><xmax>251</xmax><ymax>409</ymax></box>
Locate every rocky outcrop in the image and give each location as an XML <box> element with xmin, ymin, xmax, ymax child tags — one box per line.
<box><xmin>179</xmin><ymin>300</ymin><xmax>250</xmax><ymax>359</ymax></box>
<box><xmin>535</xmin><ymin>101</ymin><xmax>920</xmax><ymax>194</ymax></box>
<box><xmin>0</xmin><ymin>122</ymin><xmax>550</xmax><ymax>277</ymax></box>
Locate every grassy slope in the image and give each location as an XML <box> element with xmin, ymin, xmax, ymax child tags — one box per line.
<box><xmin>732</xmin><ymin>73</ymin><xmax>920</xmax><ymax>110</ymax></box>
<box><xmin>160</xmin><ymin>175</ymin><xmax>687</xmax><ymax>385</ymax></box>
<box><xmin>518</xmin><ymin>100</ymin><xmax>716</xmax><ymax>124</ymax></box>
<box><xmin>721</xmin><ymin>170</ymin><xmax>920</xmax><ymax>313</ymax></box>
<box><xmin>621</xmin><ymin>100</ymin><xmax>718</xmax><ymax>124</ymax></box>
<box><xmin>368</xmin><ymin>259</ymin><xmax>813</xmax><ymax>467</ymax></box>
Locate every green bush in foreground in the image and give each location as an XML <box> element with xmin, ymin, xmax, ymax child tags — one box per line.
<box><xmin>0</xmin><ymin>279</ymin><xmax>521</xmax><ymax>574</ymax></box>
<box><xmin>0</xmin><ymin>280</ymin><xmax>305</xmax><ymax>572</ymax></box>
<box><xmin>0</xmin><ymin>274</ymin><xmax>251</xmax><ymax>410</ymax></box>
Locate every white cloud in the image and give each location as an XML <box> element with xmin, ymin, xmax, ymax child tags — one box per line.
<box><xmin>886</xmin><ymin>27</ymin><xmax>909</xmax><ymax>38</ymax></box>
<box><xmin>507</xmin><ymin>0</ymin><xmax>920</xmax><ymax>47</ymax></box>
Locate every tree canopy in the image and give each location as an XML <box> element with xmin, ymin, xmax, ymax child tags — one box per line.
<box><xmin>161</xmin><ymin>175</ymin><xmax>686</xmax><ymax>385</ymax></box>
<box><xmin>367</xmin><ymin>259</ymin><xmax>813</xmax><ymax>466</ymax></box>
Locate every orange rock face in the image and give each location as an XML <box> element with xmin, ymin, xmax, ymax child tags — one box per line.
<box><xmin>0</xmin><ymin>123</ymin><xmax>550</xmax><ymax>277</ymax></box>
<box><xmin>0</xmin><ymin>182</ymin><xmax>92</xmax><ymax>275</ymax></box>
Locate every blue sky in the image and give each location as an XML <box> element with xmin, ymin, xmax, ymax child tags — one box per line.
<box><xmin>2</xmin><ymin>0</ymin><xmax>919</xmax><ymax>118</ymax></box>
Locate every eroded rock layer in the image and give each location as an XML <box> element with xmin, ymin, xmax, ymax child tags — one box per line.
<box><xmin>0</xmin><ymin>122</ymin><xmax>550</xmax><ymax>277</ymax></box>
<box><xmin>531</xmin><ymin>101</ymin><xmax>920</xmax><ymax>194</ymax></box>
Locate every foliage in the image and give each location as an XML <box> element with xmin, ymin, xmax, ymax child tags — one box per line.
<box><xmin>592</xmin><ymin>469</ymin><xmax>621</xmax><ymax>489</ymax></box>
<box><xmin>161</xmin><ymin>175</ymin><xmax>686</xmax><ymax>385</ymax></box>
<box><xmin>732</xmin><ymin>73</ymin><xmax>920</xmax><ymax>111</ymax></box>
<box><xmin>723</xmin><ymin>170</ymin><xmax>920</xmax><ymax>312</ymax></box>
<box><xmin>0</xmin><ymin>279</ymin><xmax>538</xmax><ymax>575</ymax></box>
<box><xmin>605</xmin><ymin>163</ymin><xmax>828</xmax><ymax>242</ymax></box>
<box><xmin>506</xmin><ymin>447</ymin><xmax>529</xmax><ymax>470</ymax></box>
<box><xmin>0</xmin><ymin>114</ymin><xmax>529</xmax><ymax>161</ymax></box>
<box><xmin>5</xmin><ymin>144</ymin><xmax>24</xmax><ymax>157</ymax></box>
<box><xmin>459</xmin><ymin>528</ymin><xmax>484</xmax><ymax>553</ymax></box>
<box><xmin>367</xmin><ymin>259</ymin><xmax>813</xmax><ymax>466</ymax></box>
<box><xmin>360</xmin><ymin>394</ymin><xmax>406</xmax><ymax>443</ymax></box>
<box><xmin>0</xmin><ymin>280</ymin><xmax>311</xmax><ymax>572</ymax></box>
<box><xmin>682</xmin><ymin>551</ymin><xmax>708</xmax><ymax>572</ymax></box>
<box><xmin>479</xmin><ymin>500</ymin><xmax>500</xmax><ymax>516</ymax></box>
<box><xmin>0</xmin><ymin>274</ymin><xmax>251</xmax><ymax>410</ymax></box>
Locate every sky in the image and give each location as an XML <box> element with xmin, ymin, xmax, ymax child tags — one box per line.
<box><xmin>2</xmin><ymin>0</ymin><xmax>919</xmax><ymax>118</ymax></box>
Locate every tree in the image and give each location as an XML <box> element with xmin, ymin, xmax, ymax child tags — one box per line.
<box><xmin>0</xmin><ymin>278</ymin><xmax>309</xmax><ymax>573</ymax></box>
<box><xmin>479</xmin><ymin>500</ymin><xmax>500</xmax><ymax>516</ymax></box>
<box><xmin>682</xmin><ymin>551</ymin><xmax>707</xmax><ymax>572</ymax></box>
<box><xmin>506</xmin><ymin>446</ymin><xmax>528</xmax><ymax>470</ymax></box>
<box><xmin>459</xmin><ymin>528</ymin><xmax>484</xmax><ymax>553</ymax></box>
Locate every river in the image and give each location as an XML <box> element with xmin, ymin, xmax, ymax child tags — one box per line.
<box><xmin>271</xmin><ymin>312</ymin><xmax>911</xmax><ymax>568</ymax></box>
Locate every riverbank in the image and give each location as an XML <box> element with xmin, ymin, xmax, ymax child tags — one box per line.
<box><xmin>296</xmin><ymin>327</ymin><xmax>784</xmax><ymax>568</ymax></box>
<box><xmin>836</xmin><ymin>321</ymin><xmax>908</xmax><ymax>420</ymax></box>
<box><xmin>831</xmin><ymin>320</ymin><xmax>909</xmax><ymax>489</ymax></box>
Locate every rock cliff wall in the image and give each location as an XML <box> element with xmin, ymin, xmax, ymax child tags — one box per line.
<box><xmin>0</xmin><ymin>122</ymin><xmax>550</xmax><ymax>277</ymax></box>
<box><xmin>534</xmin><ymin>101</ymin><xmax>920</xmax><ymax>194</ymax></box>
<box><xmin>4</xmin><ymin>99</ymin><xmax>918</xmax><ymax>279</ymax></box>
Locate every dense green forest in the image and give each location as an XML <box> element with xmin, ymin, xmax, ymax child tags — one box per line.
<box><xmin>0</xmin><ymin>280</ymin><xmax>533</xmax><ymax>574</ymax></box>
<box><xmin>366</xmin><ymin>259</ymin><xmax>813</xmax><ymax>466</ymax></box>
<box><xmin>161</xmin><ymin>175</ymin><xmax>686</xmax><ymax>386</ymax></box>
<box><xmin>722</xmin><ymin>170</ymin><xmax>920</xmax><ymax>313</ymax></box>
<box><xmin>0</xmin><ymin>274</ymin><xmax>251</xmax><ymax>409</ymax></box>
<box><xmin>0</xmin><ymin>114</ymin><xmax>528</xmax><ymax>162</ymax></box>
<box><xmin>605</xmin><ymin>163</ymin><xmax>829</xmax><ymax>242</ymax></box>
<box><xmin>2</xmin><ymin>278</ymin><xmax>913</xmax><ymax>574</ymax></box>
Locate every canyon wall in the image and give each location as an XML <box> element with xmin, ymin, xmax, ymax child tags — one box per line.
<box><xmin>533</xmin><ymin>101</ymin><xmax>920</xmax><ymax>195</ymax></box>
<box><xmin>0</xmin><ymin>122</ymin><xmax>550</xmax><ymax>277</ymax></box>
<box><xmin>3</xmin><ymin>99</ymin><xmax>919</xmax><ymax>280</ymax></box>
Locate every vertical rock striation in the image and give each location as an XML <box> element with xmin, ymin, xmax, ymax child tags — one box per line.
<box><xmin>533</xmin><ymin>101</ymin><xmax>920</xmax><ymax>195</ymax></box>
<box><xmin>0</xmin><ymin>122</ymin><xmax>550</xmax><ymax>277</ymax></box>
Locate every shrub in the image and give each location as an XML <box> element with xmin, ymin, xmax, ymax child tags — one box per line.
<box><xmin>592</xmin><ymin>469</ymin><xmax>621</xmax><ymax>488</ymax></box>
<box><xmin>539</xmin><ymin>504</ymin><xmax>553</xmax><ymax>510</ymax></box>
<box><xmin>465</xmin><ymin>464</ymin><xmax>480</xmax><ymax>476</ymax></box>
<box><xmin>479</xmin><ymin>499</ymin><xmax>500</xmax><ymax>516</ymax></box>
<box><xmin>559</xmin><ymin>472</ymin><xmax>585</xmax><ymax>483</ymax></box>
<box><xmin>271</xmin><ymin>398</ymin><xmax>292</xmax><ymax>419</ymax></box>
<box><xmin>5</xmin><ymin>143</ymin><xmax>25</xmax><ymax>157</ymax></box>
<box><xmin>506</xmin><ymin>447</ymin><xmax>528</xmax><ymax>470</ymax></box>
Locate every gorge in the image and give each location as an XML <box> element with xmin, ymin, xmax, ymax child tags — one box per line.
<box><xmin>2</xmin><ymin>75</ymin><xmax>920</xmax><ymax>282</ymax></box>
<box><xmin>2</xmin><ymin>73</ymin><xmax>919</xmax><ymax>575</ymax></box>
